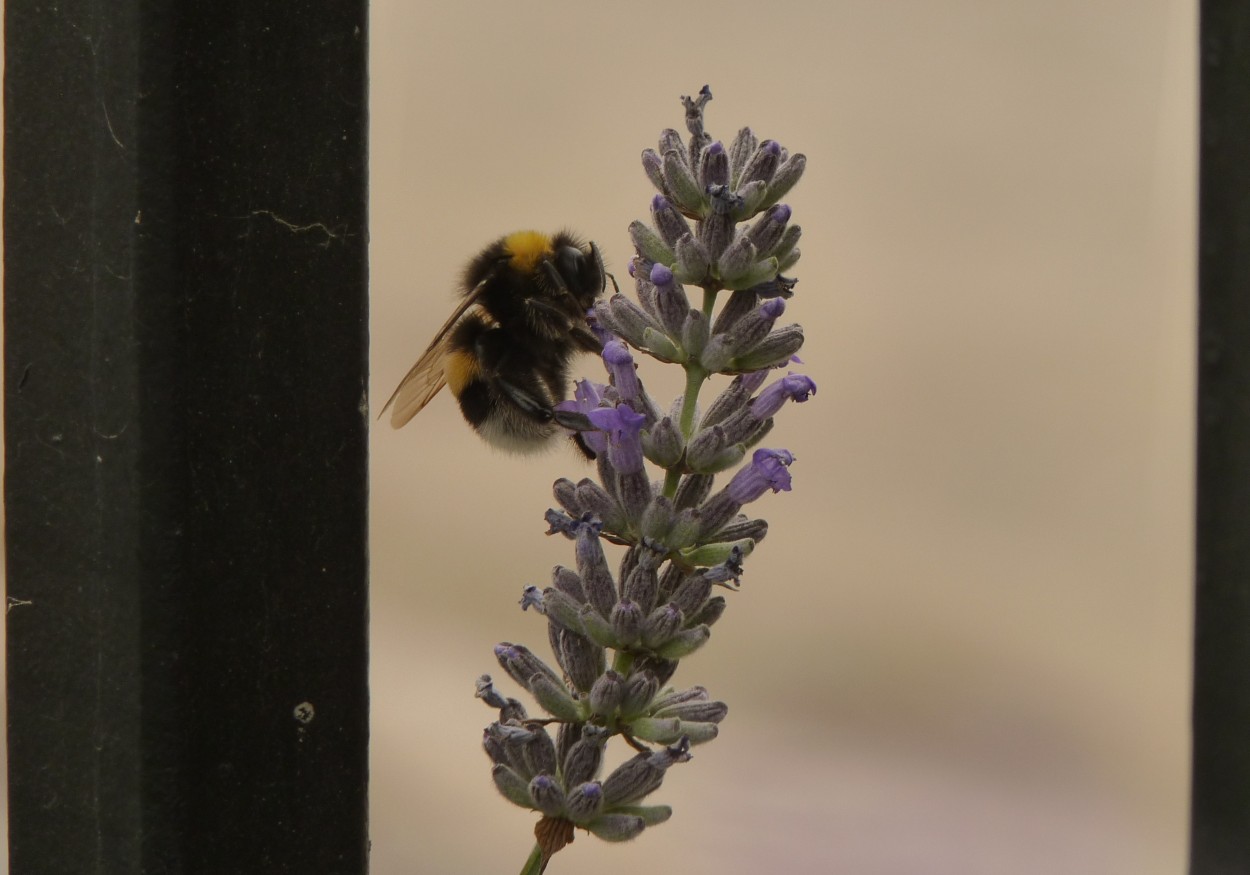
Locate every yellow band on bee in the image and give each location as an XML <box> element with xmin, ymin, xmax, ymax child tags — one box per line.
<box><xmin>444</xmin><ymin>348</ymin><xmax>480</xmax><ymax>396</ymax></box>
<box><xmin>503</xmin><ymin>230</ymin><xmax>554</xmax><ymax>273</ymax></box>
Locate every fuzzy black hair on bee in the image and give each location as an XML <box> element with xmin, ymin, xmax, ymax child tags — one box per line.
<box><xmin>381</xmin><ymin>231</ymin><xmax>607</xmax><ymax>455</ymax></box>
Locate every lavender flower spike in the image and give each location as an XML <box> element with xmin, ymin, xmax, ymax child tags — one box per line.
<box><xmin>474</xmin><ymin>87</ymin><xmax>814</xmax><ymax>874</ymax></box>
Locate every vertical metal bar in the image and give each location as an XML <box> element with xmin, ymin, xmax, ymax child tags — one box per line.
<box><xmin>4</xmin><ymin>2</ymin><xmax>369</xmax><ymax>872</ymax></box>
<box><xmin>1192</xmin><ymin>1</ymin><xmax>1250</xmax><ymax>871</ymax></box>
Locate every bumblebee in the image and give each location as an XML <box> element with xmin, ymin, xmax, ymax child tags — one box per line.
<box><xmin>381</xmin><ymin>230</ymin><xmax>607</xmax><ymax>453</ymax></box>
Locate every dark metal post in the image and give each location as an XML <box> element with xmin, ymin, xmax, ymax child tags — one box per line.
<box><xmin>1193</xmin><ymin>1</ymin><xmax>1250</xmax><ymax>871</ymax></box>
<box><xmin>4</xmin><ymin>2</ymin><xmax>369</xmax><ymax>873</ymax></box>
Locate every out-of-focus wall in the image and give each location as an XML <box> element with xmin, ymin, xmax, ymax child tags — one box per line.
<box><xmin>372</xmin><ymin>2</ymin><xmax>1196</xmax><ymax>872</ymax></box>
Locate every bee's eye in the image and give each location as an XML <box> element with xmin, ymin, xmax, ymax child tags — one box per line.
<box><xmin>553</xmin><ymin>244</ymin><xmax>604</xmax><ymax>303</ymax></box>
<box><xmin>554</xmin><ymin>245</ymin><xmax>587</xmax><ymax>287</ymax></box>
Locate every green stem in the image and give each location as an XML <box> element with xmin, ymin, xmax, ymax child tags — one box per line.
<box><xmin>612</xmin><ymin>650</ymin><xmax>636</xmax><ymax>676</ymax></box>
<box><xmin>678</xmin><ymin>363</ymin><xmax>707</xmax><ymax>438</ymax></box>
<box><xmin>661</xmin><ymin>287</ymin><xmax>719</xmax><ymax>501</ymax></box>
<box><xmin>701</xmin><ymin>286</ymin><xmax>717</xmax><ymax>319</ymax></box>
<box><xmin>518</xmin><ymin>843</ymin><xmax>546</xmax><ymax>875</ymax></box>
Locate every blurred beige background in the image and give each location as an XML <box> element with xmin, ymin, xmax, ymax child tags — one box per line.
<box><xmin>370</xmin><ymin>1</ymin><xmax>1197</xmax><ymax>873</ymax></box>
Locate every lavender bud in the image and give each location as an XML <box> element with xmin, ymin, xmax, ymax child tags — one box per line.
<box><xmin>673</xmin><ymin>473</ymin><xmax>714</xmax><ymax>510</ymax></box>
<box><xmin>725</xmin><ymin>298</ymin><xmax>786</xmax><ymax>359</ymax></box>
<box><xmin>623</xmin><ymin>563</ymin><xmax>660</xmax><ymax>615</ymax></box>
<box><xmin>492</xmin><ymin>763</ymin><xmax>534</xmax><ymax>809</ymax></box>
<box><xmin>746</xmin><ymin>204</ymin><xmax>791</xmax><ymax>255</ymax></box>
<box><xmin>717</xmin><ymin>234</ymin><xmax>757</xmax><ymax>285</ymax></box>
<box><xmin>679</xmin><ymin>538</ymin><xmax>755</xmax><ymax>569</ymax></box>
<box><xmin>565</xmin><ymin>782</ymin><xmax>605</xmax><ymax>823</ymax></box>
<box><xmin>589</xmin><ymin>670</ymin><xmax>625</xmax><ymax>717</ymax></box>
<box><xmin>641</xmin><ymin>149</ymin><xmax>666</xmax><ymax>193</ymax></box>
<box><xmin>494</xmin><ymin>643</ymin><xmax>565</xmax><ymax>695</ymax></box>
<box><xmin>698</xmin><ymin>335</ymin><xmax>735</xmax><ymax>373</ymax></box>
<box><xmin>558</xmin><ymin>629</ymin><xmax>606</xmax><ymax>694</ymax></box>
<box><xmin>522</xmin><ymin>726</ymin><xmax>559</xmax><ymax>778</ymax></box>
<box><xmin>529</xmin><ymin>774</ymin><xmax>566</xmax><ymax>817</ymax></box>
<box><xmin>713</xmin><ymin>516</ymin><xmax>768</xmax><ymax>544</ymax></box>
<box><xmin>739</xmin><ymin>139</ymin><xmax>783</xmax><ymax>188</ymax></box>
<box><xmin>698</xmin><ymin>141</ymin><xmax>729</xmax><ymax>189</ymax></box>
<box><xmin>662</xmin><ymin>149</ymin><xmax>705</xmax><ymax>217</ymax></box>
<box><xmin>641</xmin><ymin>604</ymin><xmax>684</xmax><ymax>649</ymax></box>
<box><xmin>771</xmin><ymin>222</ymin><xmax>801</xmax><ymax>265</ymax></box>
<box><xmin>614</xmin><ymin>804</ymin><xmax>672</xmax><ymax>827</ymax></box>
<box><xmin>670</xmin><ymin>572</ymin><xmax>714</xmax><ymax>616</ymax></box>
<box><xmin>551</xmin><ymin>565</ymin><xmax>586</xmax><ymax>602</ymax></box>
<box><xmin>610</xmin><ymin>599</ymin><xmax>643</xmax><ymax>647</ymax></box>
<box><xmin>732</xmin><ymin>324</ymin><xmax>806</xmax><ymax>372</ymax></box>
<box><xmin>763</xmin><ymin>152</ymin><xmax>806</xmax><ymax>207</ymax></box>
<box><xmin>553</xmin><ymin>477</ymin><xmax>580</xmax><ymax>515</ymax></box>
<box><xmin>604</xmin><ymin>294</ymin><xmax>664</xmax><ymax>351</ymax></box>
<box><xmin>575</xmin><ymin>523</ymin><xmax>619</xmax><ymax>618</ymax></box>
<box><xmin>586</xmin><ymin>814</ymin><xmax>647</xmax><ymax>843</ymax></box>
<box><xmin>673</xmin><ymin>233</ymin><xmax>711</xmax><ymax>285</ymax></box>
<box><xmin>667</xmin><ymin>508</ymin><xmax>701</xmax><ymax>550</ymax></box>
<box><xmin>681</xmin><ymin>308</ymin><xmax>710</xmax><ymax>361</ymax></box>
<box><xmin>711</xmin><ymin>288</ymin><xmax>760</xmax><ymax>335</ymax></box>
<box><xmin>746</xmin><ymin>272</ymin><xmax>797</xmax><ymax>300</ymax></box>
<box><xmin>777</xmin><ymin>245</ymin><xmax>802</xmax><ymax>274</ymax></box>
<box><xmin>573</xmin><ymin>479</ymin><xmax>622</xmax><ymax>531</ymax></box>
<box><xmin>728</xmin><ymin>126</ymin><xmax>759</xmax><ymax>184</ymax></box>
<box><xmin>650</xmin><ymin>263</ymin><xmax>691</xmax><ymax>338</ymax></box>
<box><xmin>651</xmin><ymin>195</ymin><xmax>694</xmax><ymax>248</ymax></box>
<box><xmin>686</xmin><ymin>426</ymin><xmax>747</xmax><ymax>474</ymax></box>
<box><xmin>674</xmin><ymin>721</ymin><xmax>720</xmax><ymax>744</ymax></box>
<box><xmin>655</xmin><ymin>625</ymin><xmax>711</xmax><ymax>659</ymax></box>
<box><xmin>638</xmin><ymin>494</ymin><xmax>676</xmax><ymax>542</ymax></box>
<box><xmin>629</xmin><ymin>219</ymin><xmax>675</xmax><ymax>265</ymax></box>
<box><xmin>540</xmin><ymin>587</ymin><xmax>585</xmax><ymax>631</ymax></box>
<box><xmin>723</xmin><ymin>255</ymin><xmax>779</xmax><ymax>292</ymax></box>
<box><xmin>657</xmin><ymin>128</ymin><xmax>685</xmax><ymax>160</ymax></box>
<box><xmin>620</xmin><ymin>671</ymin><xmax>660</xmax><ymax>717</ymax></box>
<box><xmin>601</xmin><ymin>738</ymin><xmax>692</xmax><ymax>807</ymax></box>
<box><xmin>641</xmin><ymin>415</ymin><xmax>684</xmax><ymax>469</ymax></box>
<box><xmin>649</xmin><ymin>685</ymin><xmax>709</xmax><ymax>712</ymax></box>
<box><xmin>528</xmin><ymin>672</ymin><xmax>581</xmax><ymax>722</ymax></box>
<box><xmin>578</xmin><ymin>603</ymin><xmax>618</xmax><ymax>648</ymax></box>
<box><xmin>616</xmin><ymin>469</ymin><xmax>653</xmax><ymax>528</ymax></box>
<box><xmin>629</xmin><ymin>717</ymin><xmax>683</xmax><ymax>744</ymax></box>
<box><xmin>699</xmin><ymin>187</ymin><xmax>738</xmax><ymax>262</ymax></box>
<box><xmin>639</xmin><ymin>326</ymin><xmax>685</xmax><ymax>363</ymax></box>
<box><xmin>652</xmin><ymin>698</ymin><xmax>728</xmax><ymax>724</ymax></box>
<box><xmin>701</xmin><ymin>371</ymin><xmax>770</xmax><ymax>428</ymax></box>
<box><xmin>603</xmin><ymin>341</ymin><xmax>641</xmax><ymax>403</ymax></box>
<box><xmin>734</xmin><ymin>180</ymin><xmax>768</xmax><ymax>219</ymax></box>
<box><xmin>689</xmin><ymin>595</ymin><xmax>727</xmax><ymax>628</ymax></box>
<box><xmin>562</xmin><ymin>731</ymin><xmax>606</xmax><ymax>786</ymax></box>
<box><xmin>602</xmin><ymin>758</ymin><xmax>664</xmax><ymax>808</ymax></box>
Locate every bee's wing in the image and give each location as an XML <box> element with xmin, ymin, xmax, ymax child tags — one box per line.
<box><xmin>380</xmin><ymin>288</ymin><xmax>484</xmax><ymax>429</ymax></box>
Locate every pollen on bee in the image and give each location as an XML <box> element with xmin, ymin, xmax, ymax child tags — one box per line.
<box><xmin>445</xmin><ymin>348</ymin><xmax>479</xmax><ymax>396</ymax></box>
<box><xmin>502</xmin><ymin>230</ymin><xmax>554</xmax><ymax>274</ymax></box>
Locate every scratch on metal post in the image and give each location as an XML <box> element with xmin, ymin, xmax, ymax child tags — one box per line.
<box><xmin>244</xmin><ymin>210</ymin><xmax>345</xmax><ymax>248</ymax></box>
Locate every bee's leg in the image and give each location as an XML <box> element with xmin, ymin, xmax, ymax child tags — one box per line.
<box><xmin>523</xmin><ymin>295</ymin><xmax>581</xmax><ymax>329</ymax></box>
<box><xmin>570</xmin><ymin>325</ymin><xmax>604</xmax><ymax>354</ymax></box>
<box><xmin>493</xmin><ymin>376</ymin><xmax>595</xmax><ymax>433</ymax></box>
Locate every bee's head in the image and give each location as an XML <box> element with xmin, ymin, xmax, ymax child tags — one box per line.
<box><xmin>549</xmin><ymin>236</ymin><xmax>606</xmax><ymax>311</ymax></box>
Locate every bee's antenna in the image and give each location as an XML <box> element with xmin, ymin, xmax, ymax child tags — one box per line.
<box><xmin>605</xmin><ymin>271</ymin><xmax>621</xmax><ymax>295</ymax></box>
